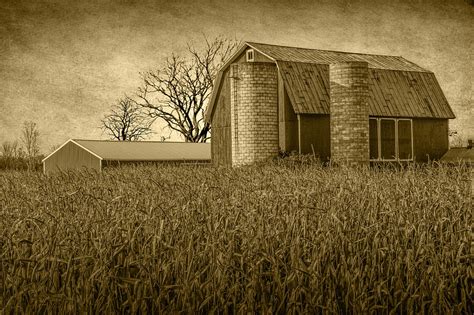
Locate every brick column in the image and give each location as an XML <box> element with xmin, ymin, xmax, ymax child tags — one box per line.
<box><xmin>329</xmin><ymin>61</ymin><xmax>369</xmax><ymax>165</ymax></box>
<box><xmin>230</xmin><ymin>62</ymin><xmax>278</xmax><ymax>166</ymax></box>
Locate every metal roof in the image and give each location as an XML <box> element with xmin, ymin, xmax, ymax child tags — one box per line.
<box><xmin>247</xmin><ymin>42</ymin><xmax>429</xmax><ymax>72</ymax></box>
<box><xmin>205</xmin><ymin>42</ymin><xmax>455</xmax><ymax>122</ymax></box>
<box><xmin>70</xmin><ymin>140</ymin><xmax>211</xmax><ymax>161</ymax></box>
<box><xmin>278</xmin><ymin>61</ymin><xmax>455</xmax><ymax>118</ymax></box>
<box><xmin>440</xmin><ymin>148</ymin><xmax>474</xmax><ymax>164</ymax></box>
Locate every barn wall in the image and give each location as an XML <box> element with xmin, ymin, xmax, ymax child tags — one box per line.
<box><xmin>278</xmin><ymin>73</ymin><xmax>298</xmax><ymax>153</ymax></box>
<box><xmin>298</xmin><ymin>114</ymin><xmax>331</xmax><ymax>161</ymax></box>
<box><xmin>211</xmin><ymin>69</ymin><xmax>232</xmax><ymax>166</ymax></box>
<box><xmin>413</xmin><ymin>118</ymin><xmax>449</xmax><ymax>161</ymax></box>
<box><xmin>44</xmin><ymin>141</ymin><xmax>101</xmax><ymax>174</ymax></box>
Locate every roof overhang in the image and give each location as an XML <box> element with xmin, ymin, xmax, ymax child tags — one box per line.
<box><xmin>102</xmin><ymin>158</ymin><xmax>211</xmax><ymax>162</ymax></box>
<box><xmin>42</xmin><ymin>139</ymin><xmax>103</xmax><ymax>163</ymax></box>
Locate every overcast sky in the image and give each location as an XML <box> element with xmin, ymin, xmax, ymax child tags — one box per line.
<box><xmin>1</xmin><ymin>0</ymin><xmax>472</xmax><ymax>152</ymax></box>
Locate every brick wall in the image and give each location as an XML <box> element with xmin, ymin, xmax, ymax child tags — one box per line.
<box><xmin>230</xmin><ymin>62</ymin><xmax>278</xmax><ymax>166</ymax></box>
<box><xmin>329</xmin><ymin>62</ymin><xmax>369</xmax><ymax>165</ymax></box>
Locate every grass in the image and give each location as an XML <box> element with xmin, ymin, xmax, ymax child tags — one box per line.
<box><xmin>0</xmin><ymin>159</ymin><xmax>472</xmax><ymax>313</ymax></box>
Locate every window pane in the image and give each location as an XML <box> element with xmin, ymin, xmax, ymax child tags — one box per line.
<box><xmin>398</xmin><ymin>120</ymin><xmax>412</xmax><ymax>159</ymax></box>
<box><xmin>369</xmin><ymin>119</ymin><xmax>378</xmax><ymax>159</ymax></box>
<box><xmin>380</xmin><ymin>119</ymin><xmax>396</xmax><ymax>159</ymax></box>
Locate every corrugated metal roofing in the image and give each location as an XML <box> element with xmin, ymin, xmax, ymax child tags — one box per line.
<box><xmin>205</xmin><ymin>42</ymin><xmax>455</xmax><ymax>122</ymax></box>
<box><xmin>277</xmin><ymin>62</ymin><xmax>331</xmax><ymax>114</ymax></box>
<box><xmin>277</xmin><ymin>61</ymin><xmax>455</xmax><ymax>118</ymax></box>
<box><xmin>440</xmin><ymin>148</ymin><xmax>474</xmax><ymax>164</ymax></box>
<box><xmin>73</xmin><ymin>140</ymin><xmax>211</xmax><ymax>161</ymax></box>
<box><xmin>247</xmin><ymin>42</ymin><xmax>429</xmax><ymax>72</ymax></box>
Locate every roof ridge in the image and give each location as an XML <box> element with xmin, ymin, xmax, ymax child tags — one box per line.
<box><xmin>246</xmin><ymin>41</ymin><xmax>403</xmax><ymax>58</ymax></box>
<box><xmin>73</xmin><ymin>139</ymin><xmax>210</xmax><ymax>144</ymax></box>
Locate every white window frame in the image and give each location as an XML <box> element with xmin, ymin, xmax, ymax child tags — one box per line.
<box><xmin>246</xmin><ymin>49</ymin><xmax>255</xmax><ymax>62</ymax></box>
<box><xmin>369</xmin><ymin>117</ymin><xmax>413</xmax><ymax>162</ymax></box>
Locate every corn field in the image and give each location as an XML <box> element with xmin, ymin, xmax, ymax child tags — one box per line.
<box><xmin>0</xmin><ymin>159</ymin><xmax>472</xmax><ymax>313</ymax></box>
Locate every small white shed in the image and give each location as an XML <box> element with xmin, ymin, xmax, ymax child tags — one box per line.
<box><xmin>42</xmin><ymin>139</ymin><xmax>211</xmax><ymax>174</ymax></box>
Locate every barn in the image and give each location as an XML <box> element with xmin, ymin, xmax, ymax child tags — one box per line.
<box><xmin>205</xmin><ymin>42</ymin><xmax>455</xmax><ymax>166</ymax></box>
<box><xmin>42</xmin><ymin>139</ymin><xmax>211</xmax><ymax>174</ymax></box>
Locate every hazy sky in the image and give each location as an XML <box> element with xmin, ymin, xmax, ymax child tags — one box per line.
<box><xmin>1</xmin><ymin>0</ymin><xmax>473</xmax><ymax>152</ymax></box>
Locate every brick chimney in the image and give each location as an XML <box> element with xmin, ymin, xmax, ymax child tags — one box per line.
<box><xmin>329</xmin><ymin>61</ymin><xmax>370</xmax><ymax>165</ymax></box>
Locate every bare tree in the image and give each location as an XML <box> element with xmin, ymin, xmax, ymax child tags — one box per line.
<box><xmin>20</xmin><ymin>121</ymin><xmax>40</xmax><ymax>171</ymax></box>
<box><xmin>101</xmin><ymin>97</ymin><xmax>155</xmax><ymax>141</ymax></box>
<box><xmin>133</xmin><ymin>36</ymin><xmax>239</xmax><ymax>143</ymax></box>
<box><xmin>49</xmin><ymin>144</ymin><xmax>61</xmax><ymax>153</ymax></box>
<box><xmin>21</xmin><ymin>121</ymin><xmax>40</xmax><ymax>158</ymax></box>
<box><xmin>1</xmin><ymin>140</ymin><xmax>19</xmax><ymax>158</ymax></box>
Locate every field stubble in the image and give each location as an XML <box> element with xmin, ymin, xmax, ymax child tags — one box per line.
<box><xmin>0</xmin><ymin>159</ymin><xmax>472</xmax><ymax>313</ymax></box>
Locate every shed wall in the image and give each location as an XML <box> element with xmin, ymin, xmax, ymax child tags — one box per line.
<box><xmin>211</xmin><ymin>69</ymin><xmax>232</xmax><ymax>166</ymax></box>
<box><xmin>413</xmin><ymin>118</ymin><xmax>449</xmax><ymax>161</ymax></box>
<box><xmin>44</xmin><ymin>142</ymin><xmax>101</xmax><ymax>174</ymax></box>
<box><xmin>102</xmin><ymin>160</ymin><xmax>210</xmax><ymax>168</ymax></box>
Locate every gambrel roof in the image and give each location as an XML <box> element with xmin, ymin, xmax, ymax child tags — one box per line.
<box><xmin>205</xmin><ymin>42</ymin><xmax>455</xmax><ymax>122</ymax></box>
<box><xmin>247</xmin><ymin>42</ymin><xmax>427</xmax><ymax>72</ymax></box>
<box><xmin>277</xmin><ymin>61</ymin><xmax>455</xmax><ymax>118</ymax></box>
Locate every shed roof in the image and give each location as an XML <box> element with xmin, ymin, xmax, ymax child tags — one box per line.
<box><xmin>205</xmin><ymin>42</ymin><xmax>455</xmax><ymax>122</ymax></box>
<box><xmin>440</xmin><ymin>148</ymin><xmax>474</xmax><ymax>164</ymax></box>
<box><xmin>43</xmin><ymin>139</ymin><xmax>211</xmax><ymax>162</ymax></box>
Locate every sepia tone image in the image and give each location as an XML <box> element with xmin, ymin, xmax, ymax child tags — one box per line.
<box><xmin>1</xmin><ymin>0</ymin><xmax>472</xmax><ymax>313</ymax></box>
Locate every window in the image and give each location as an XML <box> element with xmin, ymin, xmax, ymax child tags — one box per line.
<box><xmin>369</xmin><ymin>118</ymin><xmax>413</xmax><ymax>161</ymax></box>
<box><xmin>369</xmin><ymin>119</ymin><xmax>379</xmax><ymax>160</ymax></box>
<box><xmin>380</xmin><ymin>119</ymin><xmax>396</xmax><ymax>160</ymax></box>
<box><xmin>246</xmin><ymin>49</ymin><xmax>255</xmax><ymax>62</ymax></box>
<box><xmin>398</xmin><ymin>120</ymin><xmax>413</xmax><ymax>160</ymax></box>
